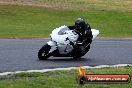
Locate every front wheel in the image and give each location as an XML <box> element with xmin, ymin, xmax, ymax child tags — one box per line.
<box><xmin>38</xmin><ymin>44</ymin><xmax>51</xmax><ymax>60</ymax></box>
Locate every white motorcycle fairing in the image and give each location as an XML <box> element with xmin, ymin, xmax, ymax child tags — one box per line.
<box><xmin>48</xmin><ymin>25</ymin><xmax>79</xmax><ymax>54</ymax></box>
<box><xmin>47</xmin><ymin>41</ymin><xmax>57</xmax><ymax>53</ymax></box>
<box><xmin>51</xmin><ymin>25</ymin><xmax>78</xmax><ymax>44</ymax></box>
<box><xmin>91</xmin><ymin>29</ymin><xmax>99</xmax><ymax>40</ymax></box>
<box><xmin>47</xmin><ymin>25</ymin><xmax>99</xmax><ymax>55</ymax></box>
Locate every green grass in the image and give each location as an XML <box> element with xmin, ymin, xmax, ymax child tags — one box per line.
<box><xmin>0</xmin><ymin>0</ymin><xmax>131</xmax><ymax>38</ymax></box>
<box><xmin>0</xmin><ymin>66</ymin><xmax>132</xmax><ymax>88</ymax></box>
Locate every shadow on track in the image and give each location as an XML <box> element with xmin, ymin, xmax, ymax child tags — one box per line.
<box><xmin>38</xmin><ymin>57</ymin><xmax>93</xmax><ymax>62</ymax></box>
<box><xmin>37</xmin><ymin>57</ymin><xmax>100</xmax><ymax>67</ymax></box>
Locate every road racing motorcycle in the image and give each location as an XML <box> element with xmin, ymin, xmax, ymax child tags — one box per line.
<box><xmin>38</xmin><ymin>25</ymin><xmax>99</xmax><ymax>60</ymax></box>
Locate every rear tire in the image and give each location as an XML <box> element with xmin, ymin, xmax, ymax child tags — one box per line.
<box><xmin>73</xmin><ymin>45</ymin><xmax>90</xmax><ymax>59</ymax></box>
<box><xmin>72</xmin><ymin>49</ymin><xmax>83</xmax><ymax>59</ymax></box>
<box><xmin>38</xmin><ymin>44</ymin><xmax>51</xmax><ymax>60</ymax></box>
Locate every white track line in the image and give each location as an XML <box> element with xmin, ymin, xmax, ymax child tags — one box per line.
<box><xmin>0</xmin><ymin>64</ymin><xmax>132</xmax><ymax>76</ymax></box>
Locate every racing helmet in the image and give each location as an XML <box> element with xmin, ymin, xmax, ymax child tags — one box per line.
<box><xmin>75</xmin><ymin>18</ymin><xmax>86</xmax><ymax>31</ymax></box>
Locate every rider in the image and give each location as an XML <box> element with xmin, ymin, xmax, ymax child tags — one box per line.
<box><xmin>68</xmin><ymin>18</ymin><xmax>93</xmax><ymax>48</ymax></box>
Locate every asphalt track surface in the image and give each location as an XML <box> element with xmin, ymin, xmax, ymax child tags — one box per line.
<box><xmin>0</xmin><ymin>39</ymin><xmax>132</xmax><ymax>72</ymax></box>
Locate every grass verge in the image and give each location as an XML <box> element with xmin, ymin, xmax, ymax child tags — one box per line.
<box><xmin>0</xmin><ymin>0</ymin><xmax>131</xmax><ymax>38</ymax></box>
<box><xmin>0</xmin><ymin>66</ymin><xmax>132</xmax><ymax>88</ymax></box>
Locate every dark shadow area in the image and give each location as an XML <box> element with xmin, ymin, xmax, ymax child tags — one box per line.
<box><xmin>40</xmin><ymin>57</ymin><xmax>89</xmax><ymax>62</ymax></box>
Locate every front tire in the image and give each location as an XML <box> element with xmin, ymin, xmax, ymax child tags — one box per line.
<box><xmin>38</xmin><ymin>44</ymin><xmax>51</xmax><ymax>60</ymax></box>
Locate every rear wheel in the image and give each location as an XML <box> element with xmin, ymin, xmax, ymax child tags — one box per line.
<box><xmin>38</xmin><ymin>44</ymin><xmax>51</xmax><ymax>60</ymax></box>
<box><xmin>73</xmin><ymin>45</ymin><xmax>90</xmax><ymax>59</ymax></box>
<box><xmin>72</xmin><ymin>48</ymin><xmax>83</xmax><ymax>59</ymax></box>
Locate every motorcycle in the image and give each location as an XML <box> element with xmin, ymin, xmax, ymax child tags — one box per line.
<box><xmin>38</xmin><ymin>25</ymin><xmax>99</xmax><ymax>60</ymax></box>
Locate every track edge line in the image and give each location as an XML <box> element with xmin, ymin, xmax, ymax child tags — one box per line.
<box><xmin>0</xmin><ymin>64</ymin><xmax>132</xmax><ymax>76</ymax></box>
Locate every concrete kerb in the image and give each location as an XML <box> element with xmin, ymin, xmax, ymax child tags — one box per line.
<box><xmin>0</xmin><ymin>64</ymin><xmax>132</xmax><ymax>76</ymax></box>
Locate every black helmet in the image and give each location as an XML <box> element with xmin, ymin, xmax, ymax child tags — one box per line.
<box><xmin>75</xmin><ymin>18</ymin><xmax>86</xmax><ymax>30</ymax></box>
